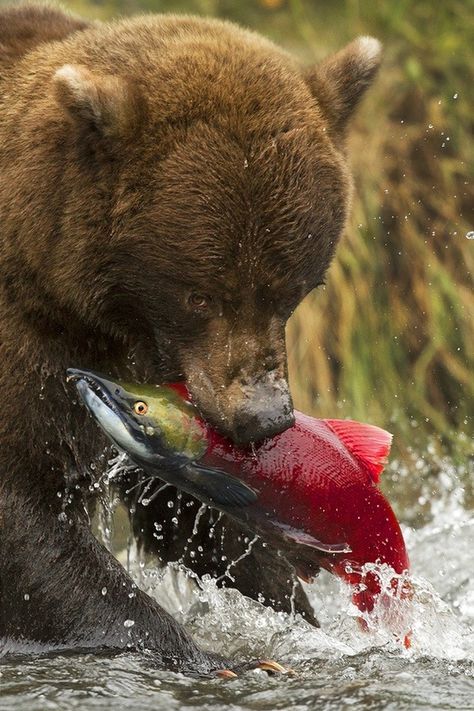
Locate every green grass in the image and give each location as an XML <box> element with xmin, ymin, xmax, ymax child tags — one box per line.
<box><xmin>286</xmin><ymin>1</ymin><xmax>473</xmax><ymax>461</ymax></box>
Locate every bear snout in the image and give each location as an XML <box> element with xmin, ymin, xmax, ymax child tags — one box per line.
<box><xmin>228</xmin><ymin>374</ymin><xmax>295</xmax><ymax>445</ymax></box>
<box><xmin>231</xmin><ymin>400</ymin><xmax>295</xmax><ymax>445</ymax></box>
<box><xmin>186</xmin><ymin>366</ymin><xmax>295</xmax><ymax>445</ymax></box>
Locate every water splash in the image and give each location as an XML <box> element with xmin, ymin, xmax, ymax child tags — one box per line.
<box><xmin>178</xmin><ymin>503</ymin><xmax>208</xmax><ymax>564</ymax></box>
<box><xmin>96</xmin><ymin>452</ymin><xmax>131</xmax><ymax>552</ymax></box>
<box><xmin>216</xmin><ymin>534</ymin><xmax>259</xmax><ymax>584</ymax></box>
<box><xmin>2</xmin><ymin>452</ymin><xmax>473</xmax><ymax>710</ymax></box>
<box><xmin>115</xmin><ymin>474</ymin><xmax>473</xmax><ymax>671</ymax></box>
<box><xmin>89</xmin><ymin>443</ymin><xmax>474</xmax><ymax>704</ymax></box>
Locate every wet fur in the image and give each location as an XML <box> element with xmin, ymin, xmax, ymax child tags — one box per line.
<box><xmin>0</xmin><ymin>4</ymin><xmax>380</xmax><ymax>670</ymax></box>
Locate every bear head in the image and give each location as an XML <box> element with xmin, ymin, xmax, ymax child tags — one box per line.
<box><xmin>50</xmin><ymin>20</ymin><xmax>381</xmax><ymax>444</ymax></box>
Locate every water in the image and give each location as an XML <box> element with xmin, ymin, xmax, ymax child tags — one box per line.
<box><xmin>1</xmin><ymin>455</ymin><xmax>473</xmax><ymax>710</ymax></box>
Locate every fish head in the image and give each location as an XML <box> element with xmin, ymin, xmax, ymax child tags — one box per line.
<box><xmin>67</xmin><ymin>368</ymin><xmax>208</xmax><ymax>464</ymax></box>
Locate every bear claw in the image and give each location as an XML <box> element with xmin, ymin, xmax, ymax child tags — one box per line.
<box><xmin>255</xmin><ymin>659</ymin><xmax>293</xmax><ymax>674</ymax></box>
<box><xmin>216</xmin><ymin>659</ymin><xmax>294</xmax><ymax>678</ymax></box>
<box><xmin>216</xmin><ymin>669</ymin><xmax>239</xmax><ymax>679</ymax></box>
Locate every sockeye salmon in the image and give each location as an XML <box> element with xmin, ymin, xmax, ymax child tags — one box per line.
<box><xmin>67</xmin><ymin>368</ymin><xmax>410</xmax><ymax>624</ymax></box>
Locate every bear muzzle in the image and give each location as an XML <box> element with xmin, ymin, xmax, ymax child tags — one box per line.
<box><xmin>225</xmin><ymin>373</ymin><xmax>294</xmax><ymax>444</ymax></box>
<box><xmin>188</xmin><ymin>369</ymin><xmax>295</xmax><ymax>445</ymax></box>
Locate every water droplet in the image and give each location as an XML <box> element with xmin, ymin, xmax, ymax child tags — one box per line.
<box><xmin>24</xmin><ymin>593</ymin><xmax>30</xmax><ymax>601</ymax></box>
<box><xmin>167</xmin><ymin>500</ymin><xmax>174</xmax><ymax>508</ymax></box>
<box><xmin>101</xmin><ymin>587</ymin><xmax>107</xmax><ymax>596</ymax></box>
<box><xmin>466</xmin><ymin>231</ymin><xmax>474</xmax><ymax>240</ymax></box>
<box><xmin>123</xmin><ymin>619</ymin><xmax>135</xmax><ymax>628</ymax></box>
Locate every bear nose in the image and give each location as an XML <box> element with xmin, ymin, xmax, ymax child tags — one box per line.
<box><xmin>232</xmin><ymin>407</ymin><xmax>295</xmax><ymax>445</ymax></box>
<box><xmin>230</xmin><ymin>377</ymin><xmax>295</xmax><ymax>445</ymax></box>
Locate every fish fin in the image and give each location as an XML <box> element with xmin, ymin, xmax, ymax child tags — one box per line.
<box><xmin>186</xmin><ymin>462</ymin><xmax>258</xmax><ymax>508</ymax></box>
<box><xmin>272</xmin><ymin>521</ymin><xmax>351</xmax><ymax>555</ymax></box>
<box><xmin>324</xmin><ymin>419</ymin><xmax>393</xmax><ymax>483</ymax></box>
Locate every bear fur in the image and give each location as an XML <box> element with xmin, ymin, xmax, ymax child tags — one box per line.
<box><xmin>0</xmin><ymin>4</ymin><xmax>381</xmax><ymax>672</ymax></box>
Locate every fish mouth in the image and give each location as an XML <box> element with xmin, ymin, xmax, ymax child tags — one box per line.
<box><xmin>66</xmin><ymin>368</ymin><xmax>152</xmax><ymax>463</ymax></box>
<box><xmin>67</xmin><ymin>368</ymin><xmax>122</xmax><ymax>413</ymax></box>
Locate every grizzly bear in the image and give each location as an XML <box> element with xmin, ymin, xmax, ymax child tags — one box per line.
<box><xmin>0</xmin><ymin>3</ymin><xmax>381</xmax><ymax>673</ymax></box>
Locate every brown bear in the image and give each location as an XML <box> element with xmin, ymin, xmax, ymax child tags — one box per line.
<box><xmin>0</xmin><ymin>3</ymin><xmax>381</xmax><ymax>673</ymax></box>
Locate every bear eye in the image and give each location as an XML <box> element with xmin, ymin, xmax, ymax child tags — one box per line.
<box><xmin>188</xmin><ymin>293</ymin><xmax>211</xmax><ymax>310</ymax></box>
<box><xmin>134</xmin><ymin>401</ymin><xmax>148</xmax><ymax>416</ymax></box>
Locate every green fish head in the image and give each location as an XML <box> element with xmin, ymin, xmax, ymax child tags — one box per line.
<box><xmin>67</xmin><ymin>368</ymin><xmax>208</xmax><ymax>464</ymax></box>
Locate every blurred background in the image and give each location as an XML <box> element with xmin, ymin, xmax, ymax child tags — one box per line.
<box><xmin>4</xmin><ymin>0</ymin><xmax>473</xmax><ymax>468</ymax></box>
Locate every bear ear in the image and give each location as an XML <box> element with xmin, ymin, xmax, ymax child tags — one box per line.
<box><xmin>54</xmin><ymin>64</ymin><xmax>140</xmax><ymax>138</ymax></box>
<box><xmin>304</xmin><ymin>36</ymin><xmax>382</xmax><ymax>134</ymax></box>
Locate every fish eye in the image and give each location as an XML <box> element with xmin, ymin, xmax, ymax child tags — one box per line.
<box><xmin>188</xmin><ymin>292</ymin><xmax>211</xmax><ymax>310</ymax></box>
<box><xmin>134</xmin><ymin>401</ymin><xmax>148</xmax><ymax>416</ymax></box>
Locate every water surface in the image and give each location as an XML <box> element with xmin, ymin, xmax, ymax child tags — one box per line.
<box><xmin>1</xmin><ymin>454</ymin><xmax>473</xmax><ymax>710</ymax></box>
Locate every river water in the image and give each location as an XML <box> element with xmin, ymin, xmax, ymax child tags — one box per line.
<box><xmin>1</xmin><ymin>451</ymin><xmax>473</xmax><ymax>710</ymax></box>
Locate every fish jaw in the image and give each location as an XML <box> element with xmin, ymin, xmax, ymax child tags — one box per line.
<box><xmin>67</xmin><ymin>368</ymin><xmax>163</xmax><ymax>465</ymax></box>
<box><xmin>79</xmin><ymin>379</ymin><xmax>152</xmax><ymax>461</ymax></box>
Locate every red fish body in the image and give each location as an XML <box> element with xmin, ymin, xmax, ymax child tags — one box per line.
<box><xmin>171</xmin><ymin>384</ymin><xmax>409</xmax><ymax>616</ymax></box>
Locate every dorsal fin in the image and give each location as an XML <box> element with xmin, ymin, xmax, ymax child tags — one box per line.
<box><xmin>324</xmin><ymin>419</ymin><xmax>393</xmax><ymax>482</ymax></box>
